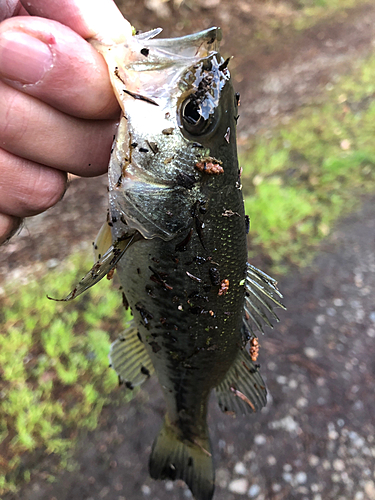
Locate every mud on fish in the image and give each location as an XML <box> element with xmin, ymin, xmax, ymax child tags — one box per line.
<box><xmin>57</xmin><ymin>25</ymin><xmax>285</xmax><ymax>500</ymax></box>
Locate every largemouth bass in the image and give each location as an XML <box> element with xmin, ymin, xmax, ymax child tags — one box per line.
<box><xmin>60</xmin><ymin>26</ymin><xmax>285</xmax><ymax>500</ymax></box>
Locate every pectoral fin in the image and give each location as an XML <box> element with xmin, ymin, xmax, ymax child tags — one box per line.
<box><xmin>110</xmin><ymin>323</ymin><xmax>154</xmax><ymax>388</ymax></box>
<box><xmin>215</xmin><ymin>349</ymin><xmax>267</xmax><ymax>415</ymax></box>
<box><xmin>93</xmin><ymin>221</ymin><xmax>114</xmax><ymax>262</ymax></box>
<box><xmin>48</xmin><ymin>233</ymin><xmax>139</xmax><ymax>302</ymax></box>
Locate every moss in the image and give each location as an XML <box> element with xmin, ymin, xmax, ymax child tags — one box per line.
<box><xmin>242</xmin><ymin>52</ymin><xmax>375</xmax><ymax>272</ymax></box>
<box><xmin>0</xmin><ymin>254</ymin><xmax>131</xmax><ymax>494</ymax></box>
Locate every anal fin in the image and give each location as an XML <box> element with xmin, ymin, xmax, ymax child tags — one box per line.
<box><xmin>110</xmin><ymin>323</ymin><xmax>154</xmax><ymax>389</ymax></box>
<box><xmin>215</xmin><ymin>349</ymin><xmax>267</xmax><ymax>415</ymax></box>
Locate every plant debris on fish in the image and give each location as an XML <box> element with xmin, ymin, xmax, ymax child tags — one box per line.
<box><xmin>55</xmin><ymin>24</ymin><xmax>285</xmax><ymax>500</ymax></box>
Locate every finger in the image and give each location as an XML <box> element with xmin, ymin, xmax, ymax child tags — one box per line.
<box><xmin>0</xmin><ymin>17</ymin><xmax>120</xmax><ymax>119</ymax></box>
<box><xmin>0</xmin><ymin>1</ymin><xmax>22</xmax><ymax>21</ymax></box>
<box><xmin>0</xmin><ymin>213</ymin><xmax>22</xmax><ymax>245</ymax></box>
<box><xmin>21</xmin><ymin>0</ymin><xmax>132</xmax><ymax>43</ymax></box>
<box><xmin>0</xmin><ymin>81</ymin><xmax>117</xmax><ymax>176</ymax></box>
<box><xmin>0</xmin><ymin>148</ymin><xmax>67</xmax><ymax>218</ymax></box>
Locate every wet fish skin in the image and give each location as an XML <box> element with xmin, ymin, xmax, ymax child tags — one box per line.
<box><xmin>61</xmin><ymin>27</ymin><xmax>285</xmax><ymax>500</ymax></box>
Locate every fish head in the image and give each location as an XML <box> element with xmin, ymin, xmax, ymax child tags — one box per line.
<box><xmin>93</xmin><ymin>28</ymin><xmax>239</xmax><ymax>241</ymax></box>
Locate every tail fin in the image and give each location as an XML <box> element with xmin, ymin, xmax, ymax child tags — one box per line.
<box><xmin>149</xmin><ymin>417</ymin><xmax>214</xmax><ymax>500</ymax></box>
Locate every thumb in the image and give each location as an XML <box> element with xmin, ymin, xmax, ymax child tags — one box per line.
<box><xmin>20</xmin><ymin>0</ymin><xmax>133</xmax><ymax>43</ymax></box>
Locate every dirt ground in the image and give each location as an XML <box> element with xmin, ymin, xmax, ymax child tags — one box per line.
<box><xmin>2</xmin><ymin>1</ymin><xmax>375</xmax><ymax>499</ymax></box>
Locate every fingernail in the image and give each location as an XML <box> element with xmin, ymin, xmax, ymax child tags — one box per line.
<box><xmin>0</xmin><ymin>30</ymin><xmax>53</xmax><ymax>84</ymax></box>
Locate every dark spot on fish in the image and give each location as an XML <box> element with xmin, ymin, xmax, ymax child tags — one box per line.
<box><xmin>137</xmin><ymin>268</ymin><xmax>141</xmax><ymax>274</ymax></box>
<box><xmin>162</xmin><ymin>127</ymin><xmax>174</xmax><ymax>135</ymax></box>
<box><xmin>149</xmin><ymin>266</ymin><xmax>173</xmax><ymax>291</ymax></box>
<box><xmin>112</xmin><ymin>216</ymin><xmax>117</xmax><ymax>223</ymax></box>
<box><xmin>141</xmin><ymin>366</ymin><xmax>151</xmax><ymax>377</ymax></box>
<box><xmin>234</xmin><ymin>115</ymin><xmax>240</xmax><ymax>123</ymax></box>
<box><xmin>146</xmin><ymin>141</ymin><xmax>159</xmax><ymax>154</ymax></box>
<box><xmin>255</xmin><ymin>364</ymin><xmax>261</xmax><ymax>369</ymax></box>
<box><xmin>235</xmin><ymin>92</ymin><xmax>241</xmax><ymax>106</ymax></box>
<box><xmin>149</xmin><ymin>341</ymin><xmax>161</xmax><ymax>353</ymax></box>
<box><xmin>199</xmin><ymin>202</ymin><xmax>207</xmax><ymax>214</ymax></box>
<box><xmin>135</xmin><ymin>302</ymin><xmax>153</xmax><ymax>327</ymax></box>
<box><xmin>175</xmin><ymin>171</ymin><xmax>196</xmax><ymax>190</ymax></box>
<box><xmin>125</xmin><ymin>381</ymin><xmax>134</xmax><ymax>390</ymax></box>
<box><xmin>245</xmin><ymin>215</ymin><xmax>250</xmax><ymax>234</ymax></box>
<box><xmin>93</xmin><ymin>244</ymin><xmax>98</xmax><ymax>250</ymax></box>
<box><xmin>118</xmin><ymin>376</ymin><xmax>124</xmax><ymax>386</ymax></box>
<box><xmin>139</xmin><ymin>147</ymin><xmax>149</xmax><ymax>153</ymax></box>
<box><xmin>186</xmin><ymin>271</ymin><xmax>202</xmax><ymax>283</ymax></box>
<box><xmin>219</xmin><ymin>57</ymin><xmax>231</xmax><ymax>71</ymax></box>
<box><xmin>122</xmin><ymin>292</ymin><xmax>129</xmax><ymax>310</ymax></box>
<box><xmin>140</xmin><ymin>47</ymin><xmax>149</xmax><ymax>56</ymax></box>
<box><xmin>108</xmin><ymin>221</ymin><xmax>113</xmax><ymax>227</ymax></box>
<box><xmin>175</xmin><ymin>228</ymin><xmax>193</xmax><ymax>252</ymax></box>
<box><xmin>131</xmin><ymin>142</ymin><xmax>138</xmax><ymax>148</ymax></box>
<box><xmin>145</xmin><ymin>285</ymin><xmax>155</xmax><ymax>298</ymax></box>
<box><xmin>108</xmin><ymin>364</ymin><xmax>112</xmax><ymax>368</ymax></box>
<box><xmin>209</xmin><ymin>267</ymin><xmax>220</xmax><ymax>286</ymax></box>
<box><xmin>189</xmin><ymin>306</ymin><xmax>203</xmax><ymax>315</ymax></box>
<box><xmin>122</xmin><ymin>88</ymin><xmax>159</xmax><ymax>106</ymax></box>
<box><xmin>188</xmin><ymin>457</ymin><xmax>193</xmax><ymax>467</ymax></box>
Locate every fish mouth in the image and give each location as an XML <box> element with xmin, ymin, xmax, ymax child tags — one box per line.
<box><xmin>136</xmin><ymin>26</ymin><xmax>222</xmax><ymax>61</ymax></box>
<box><xmin>92</xmin><ymin>27</ymin><xmax>224</xmax><ymax>107</ymax></box>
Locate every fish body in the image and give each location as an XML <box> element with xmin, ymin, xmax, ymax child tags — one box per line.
<box><xmin>63</xmin><ymin>27</ymin><xmax>285</xmax><ymax>500</ymax></box>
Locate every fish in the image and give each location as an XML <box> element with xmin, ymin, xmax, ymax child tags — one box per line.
<box><xmin>57</xmin><ymin>26</ymin><xmax>285</xmax><ymax>500</ymax></box>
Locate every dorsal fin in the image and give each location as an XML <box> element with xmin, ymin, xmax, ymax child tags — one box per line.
<box><xmin>243</xmin><ymin>262</ymin><xmax>286</xmax><ymax>336</ymax></box>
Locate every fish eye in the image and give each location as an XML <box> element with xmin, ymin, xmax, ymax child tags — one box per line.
<box><xmin>181</xmin><ymin>97</ymin><xmax>214</xmax><ymax>136</ymax></box>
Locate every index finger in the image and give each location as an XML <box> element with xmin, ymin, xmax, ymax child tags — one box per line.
<box><xmin>20</xmin><ymin>0</ymin><xmax>133</xmax><ymax>42</ymax></box>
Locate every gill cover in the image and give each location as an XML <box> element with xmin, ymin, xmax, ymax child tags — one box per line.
<box><xmin>92</xmin><ymin>28</ymin><xmax>230</xmax><ymax>241</ymax></box>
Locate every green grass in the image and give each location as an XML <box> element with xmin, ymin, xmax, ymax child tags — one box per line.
<box><xmin>242</xmin><ymin>52</ymin><xmax>375</xmax><ymax>272</ymax></box>
<box><xmin>0</xmin><ymin>254</ymin><xmax>131</xmax><ymax>494</ymax></box>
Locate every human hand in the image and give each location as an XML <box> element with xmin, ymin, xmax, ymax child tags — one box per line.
<box><xmin>0</xmin><ymin>0</ymin><xmax>132</xmax><ymax>244</ymax></box>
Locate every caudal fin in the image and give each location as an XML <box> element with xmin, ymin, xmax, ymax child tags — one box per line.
<box><xmin>149</xmin><ymin>417</ymin><xmax>214</xmax><ymax>500</ymax></box>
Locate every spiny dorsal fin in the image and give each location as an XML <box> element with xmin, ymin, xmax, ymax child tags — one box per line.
<box><xmin>215</xmin><ymin>348</ymin><xmax>267</xmax><ymax>415</ymax></box>
<box><xmin>110</xmin><ymin>323</ymin><xmax>154</xmax><ymax>389</ymax></box>
<box><xmin>243</xmin><ymin>262</ymin><xmax>286</xmax><ymax>335</ymax></box>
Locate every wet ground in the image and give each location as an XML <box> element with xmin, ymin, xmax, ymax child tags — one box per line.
<box><xmin>2</xmin><ymin>1</ymin><xmax>375</xmax><ymax>499</ymax></box>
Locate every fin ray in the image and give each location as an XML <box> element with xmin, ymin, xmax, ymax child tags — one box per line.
<box><xmin>244</xmin><ymin>262</ymin><xmax>286</xmax><ymax>335</ymax></box>
<box><xmin>149</xmin><ymin>417</ymin><xmax>214</xmax><ymax>500</ymax></box>
<box><xmin>110</xmin><ymin>323</ymin><xmax>154</xmax><ymax>387</ymax></box>
<box><xmin>215</xmin><ymin>349</ymin><xmax>267</xmax><ymax>415</ymax></box>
